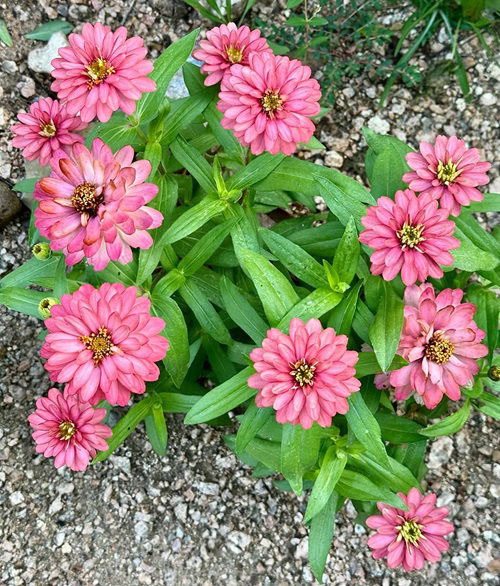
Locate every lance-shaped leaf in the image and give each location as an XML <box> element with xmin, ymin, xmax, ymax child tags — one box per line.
<box><xmin>0</xmin><ymin>287</ymin><xmax>48</xmax><ymax>318</ymax></box>
<box><xmin>332</xmin><ymin>216</ymin><xmax>360</xmax><ymax>286</ymax></box>
<box><xmin>369</xmin><ymin>282</ymin><xmax>404</xmax><ymax>372</ymax></box>
<box><xmin>170</xmin><ymin>136</ymin><xmax>217</xmax><ymax>193</ymax></box>
<box><xmin>161</xmin><ymin>91</ymin><xmax>215</xmax><ymax>145</ymax></box>
<box><xmin>161</xmin><ymin>197</ymin><xmax>226</xmax><ymax>245</ymax></box>
<box><xmin>235</xmin><ymin>403</ymin><xmax>273</xmax><ymax>455</ymax></box>
<box><xmin>227</xmin><ymin>153</ymin><xmax>285</xmax><ymax>191</ymax></box>
<box><xmin>308</xmin><ymin>491</ymin><xmax>339</xmax><ymax>582</ymax></box>
<box><xmin>335</xmin><ymin>469</ymin><xmax>405</xmax><ymax>508</ymax></box>
<box><xmin>277</xmin><ymin>288</ymin><xmax>343</xmax><ymax>330</ymax></box>
<box><xmin>280</xmin><ymin>424</ymin><xmax>321</xmax><ymax>495</ymax></box>
<box><xmin>145</xmin><ymin>402</ymin><xmax>168</xmax><ymax>457</ymax></box>
<box><xmin>419</xmin><ymin>402</ymin><xmax>471</xmax><ymax>438</ymax></box>
<box><xmin>184</xmin><ymin>367</ymin><xmax>255</xmax><ymax>424</ymax></box>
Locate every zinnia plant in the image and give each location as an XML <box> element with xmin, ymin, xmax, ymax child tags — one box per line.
<box><xmin>2</xmin><ymin>22</ymin><xmax>499</xmax><ymax>581</ymax></box>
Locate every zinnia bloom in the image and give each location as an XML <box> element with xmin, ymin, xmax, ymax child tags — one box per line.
<box><xmin>28</xmin><ymin>387</ymin><xmax>112</xmax><ymax>471</ymax></box>
<box><xmin>248</xmin><ymin>318</ymin><xmax>360</xmax><ymax>429</ymax></box>
<box><xmin>367</xmin><ymin>488</ymin><xmax>454</xmax><ymax>571</ymax></box>
<box><xmin>389</xmin><ymin>283</ymin><xmax>487</xmax><ymax>409</ymax></box>
<box><xmin>193</xmin><ymin>22</ymin><xmax>272</xmax><ymax>86</ymax></box>
<box><xmin>51</xmin><ymin>22</ymin><xmax>156</xmax><ymax>123</ymax></box>
<box><xmin>359</xmin><ymin>189</ymin><xmax>459</xmax><ymax>286</ymax></box>
<box><xmin>34</xmin><ymin>138</ymin><xmax>162</xmax><ymax>270</ymax></box>
<box><xmin>403</xmin><ymin>135</ymin><xmax>491</xmax><ymax>216</ymax></box>
<box><xmin>218</xmin><ymin>52</ymin><xmax>321</xmax><ymax>155</ymax></box>
<box><xmin>11</xmin><ymin>97</ymin><xmax>86</xmax><ymax>166</ymax></box>
<box><xmin>40</xmin><ymin>283</ymin><xmax>169</xmax><ymax>406</ymax></box>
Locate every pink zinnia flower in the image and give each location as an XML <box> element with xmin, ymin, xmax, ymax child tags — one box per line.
<box><xmin>34</xmin><ymin>138</ymin><xmax>162</xmax><ymax>270</ymax></box>
<box><xmin>40</xmin><ymin>283</ymin><xmax>169</xmax><ymax>406</ymax></box>
<box><xmin>51</xmin><ymin>22</ymin><xmax>156</xmax><ymax>123</ymax></box>
<box><xmin>27</xmin><ymin>387</ymin><xmax>112</xmax><ymax>471</ymax></box>
<box><xmin>11</xmin><ymin>97</ymin><xmax>86</xmax><ymax>167</ymax></box>
<box><xmin>193</xmin><ymin>22</ymin><xmax>272</xmax><ymax>86</ymax></box>
<box><xmin>248</xmin><ymin>318</ymin><xmax>360</xmax><ymax>429</ymax></box>
<box><xmin>367</xmin><ymin>488</ymin><xmax>454</xmax><ymax>571</ymax></box>
<box><xmin>217</xmin><ymin>52</ymin><xmax>321</xmax><ymax>155</ymax></box>
<box><xmin>403</xmin><ymin>135</ymin><xmax>491</xmax><ymax>216</ymax></box>
<box><xmin>389</xmin><ymin>283</ymin><xmax>487</xmax><ymax>409</ymax></box>
<box><xmin>359</xmin><ymin>189</ymin><xmax>459</xmax><ymax>286</ymax></box>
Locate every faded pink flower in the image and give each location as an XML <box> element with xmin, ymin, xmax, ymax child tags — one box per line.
<box><xmin>367</xmin><ymin>488</ymin><xmax>454</xmax><ymax>571</ymax></box>
<box><xmin>40</xmin><ymin>283</ymin><xmax>169</xmax><ymax>406</ymax></box>
<box><xmin>27</xmin><ymin>387</ymin><xmax>112</xmax><ymax>471</ymax></box>
<box><xmin>193</xmin><ymin>22</ymin><xmax>272</xmax><ymax>86</ymax></box>
<box><xmin>248</xmin><ymin>318</ymin><xmax>360</xmax><ymax>429</ymax></box>
<box><xmin>374</xmin><ymin>373</ymin><xmax>391</xmax><ymax>390</ymax></box>
<box><xmin>359</xmin><ymin>189</ymin><xmax>459</xmax><ymax>286</ymax></box>
<box><xmin>34</xmin><ymin>138</ymin><xmax>162</xmax><ymax>270</ymax></box>
<box><xmin>51</xmin><ymin>22</ymin><xmax>155</xmax><ymax>123</ymax></box>
<box><xmin>403</xmin><ymin>135</ymin><xmax>491</xmax><ymax>216</ymax></box>
<box><xmin>11</xmin><ymin>97</ymin><xmax>86</xmax><ymax>167</ymax></box>
<box><xmin>217</xmin><ymin>52</ymin><xmax>321</xmax><ymax>155</ymax></box>
<box><xmin>389</xmin><ymin>283</ymin><xmax>487</xmax><ymax>409</ymax></box>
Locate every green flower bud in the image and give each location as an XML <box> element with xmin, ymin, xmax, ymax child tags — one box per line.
<box><xmin>38</xmin><ymin>297</ymin><xmax>58</xmax><ymax>319</ymax></box>
<box><xmin>32</xmin><ymin>242</ymin><xmax>51</xmax><ymax>260</ymax></box>
<box><xmin>488</xmin><ymin>366</ymin><xmax>500</xmax><ymax>382</ymax></box>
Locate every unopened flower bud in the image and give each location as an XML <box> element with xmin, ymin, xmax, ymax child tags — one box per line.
<box><xmin>488</xmin><ymin>366</ymin><xmax>500</xmax><ymax>382</ymax></box>
<box><xmin>32</xmin><ymin>242</ymin><xmax>51</xmax><ymax>260</ymax></box>
<box><xmin>38</xmin><ymin>297</ymin><xmax>58</xmax><ymax>319</ymax></box>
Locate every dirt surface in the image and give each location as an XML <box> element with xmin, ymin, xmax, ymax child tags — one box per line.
<box><xmin>0</xmin><ymin>1</ymin><xmax>499</xmax><ymax>585</ymax></box>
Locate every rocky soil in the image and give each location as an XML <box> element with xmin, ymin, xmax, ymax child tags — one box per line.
<box><xmin>0</xmin><ymin>1</ymin><xmax>498</xmax><ymax>585</ymax></box>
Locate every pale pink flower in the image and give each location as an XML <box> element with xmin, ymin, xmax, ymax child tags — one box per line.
<box><xmin>403</xmin><ymin>135</ymin><xmax>491</xmax><ymax>216</ymax></box>
<box><xmin>389</xmin><ymin>283</ymin><xmax>487</xmax><ymax>409</ymax></box>
<box><xmin>359</xmin><ymin>189</ymin><xmax>459</xmax><ymax>286</ymax></box>
<box><xmin>34</xmin><ymin>138</ymin><xmax>162</xmax><ymax>270</ymax></box>
<box><xmin>51</xmin><ymin>22</ymin><xmax>156</xmax><ymax>123</ymax></box>
<box><xmin>40</xmin><ymin>283</ymin><xmax>169</xmax><ymax>406</ymax></box>
<box><xmin>374</xmin><ymin>373</ymin><xmax>391</xmax><ymax>390</ymax></box>
<box><xmin>248</xmin><ymin>318</ymin><xmax>360</xmax><ymax>429</ymax></box>
<box><xmin>217</xmin><ymin>52</ymin><xmax>321</xmax><ymax>155</ymax></box>
<box><xmin>367</xmin><ymin>488</ymin><xmax>454</xmax><ymax>571</ymax></box>
<box><xmin>193</xmin><ymin>22</ymin><xmax>272</xmax><ymax>86</ymax></box>
<box><xmin>27</xmin><ymin>387</ymin><xmax>112</xmax><ymax>471</ymax></box>
<box><xmin>11</xmin><ymin>97</ymin><xmax>86</xmax><ymax>167</ymax></box>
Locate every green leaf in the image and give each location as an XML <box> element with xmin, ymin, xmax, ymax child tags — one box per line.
<box><xmin>328</xmin><ymin>281</ymin><xmax>362</xmax><ymax>335</ymax></box>
<box><xmin>0</xmin><ymin>255</ymin><xmax>60</xmax><ymax>288</ymax></box>
<box><xmin>287</xmin><ymin>0</ymin><xmax>304</xmax><ymax>6</ymax></box>
<box><xmin>135</xmin><ymin>29</ymin><xmax>199</xmax><ymax>124</ymax></box>
<box><xmin>235</xmin><ymin>403</ymin><xmax>273</xmax><ymax>455</ymax></box>
<box><xmin>151</xmin><ymin>295</ymin><xmax>189</xmax><ymax>388</ymax></box>
<box><xmin>162</xmin><ymin>198</ymin><xmax>226</xmax><ymax>245</ymax></box>
<box><xmin>304</xmin><ymin>447</ymin><xmax>346</xmax><ymax>523</ymax></box>
<box><xmin>227</xmin><ymin>153</ymin><xmax>285</xmax><ymax>191</ymax></box>
<box><xmin>316</xmin><ymin>175</ymin><xmax>369</xmax><ymax>228</ymax></box>
<box><xmin>179</xmin><ymin>279</ymin><xmax>231</xmax><ymax>345</ymax></box>
<box><xmin>156</xmin><ymin>392</ymin><xmax>200</xmax><ymax>413</ymax></box>
<box><xmin>308</xmin><ymin>491</ymin><xmax>338</xmax><ymax>582</ymax></box>
<box><xmin>170</xmin><ymin>136</ymin><xmax>217</xmax><ymax>193</ymax></box>
<box><xmin>204</xmin><ymin>100</ymin><xmax>245</xmax><ymax>161</ymax></box>
<box><xmin>468</xmin><ymin>193</ymin><xmax>500</xmax><ymax>213</ymax></box>
<box><xmin>93</xmin><ymin>396</ymin><xmax>155</xmax><ymax>462</ymax></box>
<box><xmin>335</xmin><ymin>469</ymin><xmax>405</xmax><ymax>508</ymax></box>
<box><xmin>224</xmin><ymin>204</ymin><xmax>261</xmax><ymax>260</ymax></box>
<box><xmin>351</xmin><ymin>452</ymin><xmax>420</xmax><ymax>493</ymax></box>
<box><xmin>184</xmin><ymin>367</ymin><xmax>255</xmax><ymax>424</ymax></box>
<box><xmin>261</xmin><ymin>230</ymin><xmax>327</xmax><ymax>288</ymax></box>
<box><xmin>240</xmin><ymin>248</ymin><xmax>299</xmax><ymax>326</ymax></box>
<box><xmin>369</xmin><ymin>282</ymin><xmax>404</xmax><ymax>372</ymax></box>
<box><xmin>332</xmin><ymin>216</ymin><xmax>360</xmax><ymax>286</ymax></box>
<box><xmin>451</xmin><ymin>232</ymin><xmax>499</xmax><ymax>272</ymax></box>
<box><xmin>220</xmin><ymin>276</ymin><xmax>268</xmax><ymax>344</ymax></box>
<box><xmin>0</xmin><ymin>287</ymin><xmax>48</xmax><ymax>318</ymax></box>
<box><xmin>346</xmin><ymin>393</ymin><xmax>390</xmax><ymax>468</ymax></box>
<box><xmin>177</xmin><ymin>218</ymin><xmax>238</xmax><ymax>276</ymax></box>
<box><xmin>145</xmin><ymin>402</ymin><xmax>168</xmax><ymax>457</ymax></box>
<box><xmin>25</xmin><ymin>20</ymin><xmax>73</xmax><ymax>40</ymax></box>
<box><xmin>281</xmin><ymin>424</ymin><xmax>320</xmax><ymax>495</ymax></box>
<box><xmin>467</xmin><ymin>287</ymin><xmax>498</xmax><ymax>361</ymax></box>
<box><xmin>391</xmin><ymin>440</ymin><xmax>427</xmax><ymax>481</ymax></box>
<box><xmin>455</xmin><ymin>212</ymin><xmax>500</xmax><ymax>259</ymax></box>
<box><xmin>244</xmin><ymin>437</ymin><xmax>282</xmax><ymax>471</ymax></box>
<box><xmin>419</xmin><ymin>402</ymin><xmax>471</xmax><ymax>438</ymax></box>
<box><xmin>161</xmin><ymin>91</ymin><xmax>214</xmax><ymax>145</ymax></box>
<box><xmin>153</xmin><ymin>269</ymin><xmax>186</xmax><ymax>298</ymax></box>
<box><xmin>85</xmin><ymin>112</ymin><xmax>144</xmax><ymax>152</ymax></box>
<box><xmin>375</xmin><ymin>412</ymin><xmax>424</xmax><ymax>443</ymax></box>
<box><xmin>136</xmin><ymin>174</ymin><xmax>178</xmax><ymax>284</ymax></box>
<box><xmin>12</xmin><ymin>178</ymin><xmax>38</xmax><ymax>193</ymax></box>
<box><xmin>277</xmin><ymin>288</ymin><xmax>343</xmax><ymax>330</ymax></box>
<box><xmin>475</xmin><ymin>391</ymin><xmax>500</xmax><ymax>420</ymax></box>
<box><xmin>203</xmin><ymin>337</ymin><xmax>237</xmax><ymax>384</ymax></box>
<box><xmin>143</xmin><ymin>140</ymin><xmax>162</xmax><ymax>179</ymax></box>
<box><xmin>355</xmin><ymin>352</ymin><xmax>407</xmax><ymax>378</ymax></box>
<box><xmin>0</xmin><ymin>19</ymin><xmax>13</xmax><ymax>46</ymax></box>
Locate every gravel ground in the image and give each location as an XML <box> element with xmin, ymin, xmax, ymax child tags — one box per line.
<box><xmin>0</xmin><ymin>1</ymin><xmax>499</xmax><ymax>585</ymax></box>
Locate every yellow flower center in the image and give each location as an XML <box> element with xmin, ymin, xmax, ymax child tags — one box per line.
<box><xmin>71</xmin><ymin>182</ymin><xmax>103</xmax><ymax>216</ymax></box>
<box><xmin>261</xmin><ymin>89</ymin><xmax>283</xmax><ymax>118</ymax></box>
<box><xmin>290</xmin><ymin>358</ymin><xmax>316</xmax><ymax>387</ymax></box>
<box><xmin>425</xmin><ymin>334</ymin><xmax>455</xmax><ymax>364</ymax></box>
<box><xmin>85</xmin><ymin>57</ymin><xmax>115</xmax><ymax>89</ymax></box>
<box><xmin>398</xmin><ymin>519</ymin><xmax>423</xmax><ymax>546</ymax></box>
<box><xmin>226</xmin><ymin>45</ymin><xmax>243</xmax><ymax>64</ymax></box>
<box><xmin>58</xmin><ymin>420</ymin><xmax>76</xmax><ymax>441</ymax></box>
<box><xmin>436</xmin><ymin>159</ymin><xmax>462</xmax><ymax>185</ymax></box>
<box><xmin>81</xmin><ymin>327</ymin><xmax>114</xmax><ymax>365</ymax></box>
<box><xmin>397</xmin><ymin>222</ymin><xmax>425</xmax><ymax>250</ymax></box>
<box><xmin>39</xmin><ymin>120</ymin><xmax>57</xmax><ymax>138</ymax></box>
